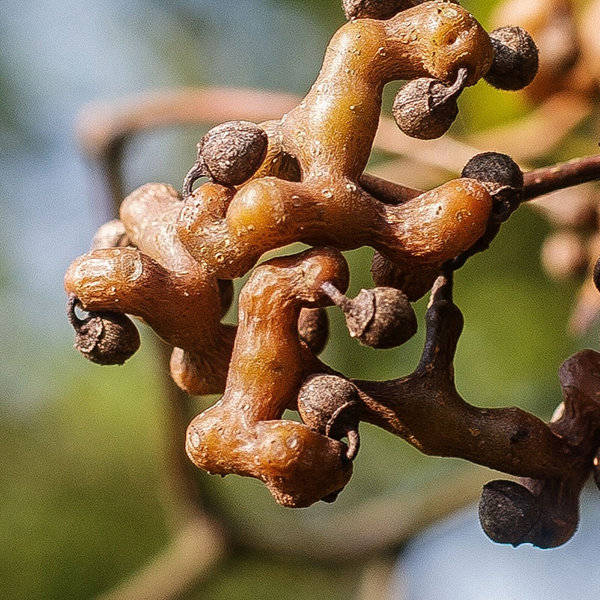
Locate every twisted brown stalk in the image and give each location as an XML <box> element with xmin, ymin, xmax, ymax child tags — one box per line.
<box><xmin>65</xmin><ymin>0</ymin><xmax>600</xmax><ymax>555</ymax></box>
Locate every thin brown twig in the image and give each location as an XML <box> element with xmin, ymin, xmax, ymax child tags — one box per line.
<box><xmin>523</xmin><ymin>153</ymin><xmax>600</xmax><ymax>200</ymax></box>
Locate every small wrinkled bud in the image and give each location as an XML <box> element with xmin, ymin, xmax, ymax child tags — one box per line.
<box><xmin>478</xmin><ymin>480</ymin><xmax>541</xmax><ymax>546</ymax></box>
<box><xmin>298</xmin><ymin>307</ymin><xmax>330</xmax><ymax>355</ymax></box>
<box><xmin>298</xmin><ymin>374</ymin><xmax>361</xmax><ymax>460</ymax></box>
<box><xmin>392</xmin><ymin>68</ymin><xmax>467</xmax><ymax>140</ymax></box>
<box><xmin>183</xmin><ymin>121</ymin><xmax>268</xmax><ymax>194</ymax></box>
<box><xmin>461</xmin><ymin>152</ymin><xmax>523</xmax><ymax>223</ymax></box>
<box><xmin>322</xmin><ymin>282</ymin><xmax>417</xmax><ymax>349</ymax></box>
<box><xmin>91</xmin><ymin>219</ymin><xmax>131</xmax><ymax>250</ymax></box>
<box><xmin>67</xmin><ymin>295</ymin><xmax>140</xmax><ymax>365</ymax></box>
<box><xmin>484</xmin><ymin>26</ymin><xmax>539</xmax><ymax>91</ymax></box>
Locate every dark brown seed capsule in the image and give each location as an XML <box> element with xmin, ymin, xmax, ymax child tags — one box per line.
<box><xmin>182</xmin><ymin>120</ymin><xmax>268</xmax><ymax>195</ymax></box>
<box><xmin>66</xmin><ymin>295</ymin><xmax>140</xmax><ymax>365</ymax></box>
<box><xmin>322</xmin><ymin>282</ymin><xmax>417</xmax><ymax>349</ymax></box>
<box><xmin>461</xmin><ymin>152</ymin><xmax>523</xmax><ymax>223</ymax></box>
<box><xmin>298</xmin><ymin>307</ymin><xmax>330</xmax><ymax>355</ymax></box>
<box><xmin>392</xmin><ymin>68</ymin><xmax>467</xmax><ymax>140</ymax></box>
<box><xmin>484</xmin><ymin>26</ymin><xmax>539</xmax><ymax>91</ymax></box>
<box><xmin>297</xmin><ymin>374</ymin><xmax>361</xmax><ymax>460</ymax></box>
<box><xmin>478</xmin><ymin>480</ymin><xmax>541</xmax><ymax>547</ymax></box>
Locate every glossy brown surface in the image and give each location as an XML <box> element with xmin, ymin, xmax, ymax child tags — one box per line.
<box><xmin>185</xmin><ymin>248</ymin><xmax>352</xmax><ymax>507</ymax></box>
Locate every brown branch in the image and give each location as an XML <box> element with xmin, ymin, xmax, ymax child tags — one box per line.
<box><xmin>359</xmin><ymin>172</ymin><xmax>421</xmax><ymax>205</ymax></box>
<box><xmin>75</xmin><ymin>87</ymin><xmax>299</xmax><ymax>160</ymax></box>
<box><xmin>298</xmin><ymin>274</ymin><xmax>600</xmax><ymax>548</ymax></box>
<box><xmin>367</xmin><ymin>152</ymin><xmax>600</xmax><ymax>207</ymax></box>
<box><xmin>523</xmin><ymin>153</ymin><xmax>600</xmax><ymax>201</ymax></box>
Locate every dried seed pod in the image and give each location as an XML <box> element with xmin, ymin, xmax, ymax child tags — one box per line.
<box><xmin>484</xmin><ymin>26</ymin><xmax>539</xmax><ymax>91</ymax></box>
<box><xmin>392</xmin><ymin>68</ymin><xmax>467</xmax><ymax>140</ymax></box>
<box><xmin>478</xmin><ymin>480</ymin><xmax>541</xmax><ymax>546</ymax></box>
<box><xmin>321</xmin><ymin>282</ymin><xmax>417</xmax><ymax>349</ymax></box>
<box><xmin>461</xmin><ymin>152</ymin><xmax>523</xmax><ymax>223</ymax></box>
<box><xmin>66</xmin><ymin>294</ymin><xmax>140</xmax><ymax>365</ymax></box>
<box><xmin>91</xmin><ymin>219</ymin><xmax>131</xmax><ymax>250</ymax></box>
<box><xmin>297</xmin><ymin>374</ymin><xmax>361</xmax><ymax>460</ymax></box>
<box><xmin>298</xmin><ymin>307</ymin><xmax>330</xmax><ymax>355</ymax></box>
<box><xmin>182</xmin><ymin>120</ymin><xmax>268</xmax><ymax>194</ymax></box>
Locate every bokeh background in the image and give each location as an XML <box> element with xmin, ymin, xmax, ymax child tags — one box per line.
<box><xmin>2</xmin><ymin>0</ymin><xmax>600</xmax><ymax>598</ymax></box>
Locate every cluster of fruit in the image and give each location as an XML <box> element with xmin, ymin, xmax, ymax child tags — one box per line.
<box><xmin>65</xmin><ymin>0</ymin><xmax>600</xmax><ymax>547</ymax></box>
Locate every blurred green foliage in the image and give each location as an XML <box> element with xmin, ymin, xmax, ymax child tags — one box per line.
<box><xmin>0</xmin><ymin>0</ymin><xmax>596</xmax><ymax>598</ymax></box>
